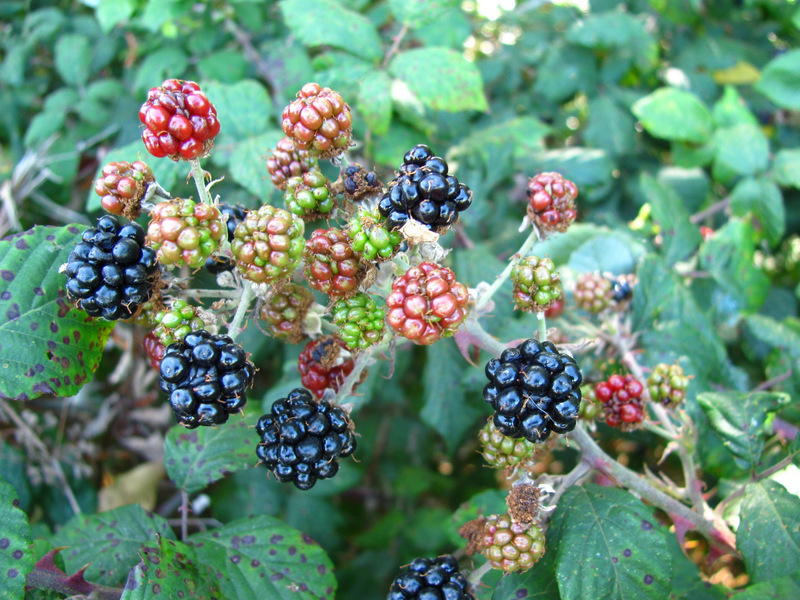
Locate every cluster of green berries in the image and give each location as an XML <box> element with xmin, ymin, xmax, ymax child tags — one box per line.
<box><xmin>146</xmin><ymin>197</ymin><xmax>226</xmax><ymax>268</ymax></box>
<box><xmin>478</xmin><ymin>420</ymin><xmax>537</xmax><ymax>470</ymax></box>
<box><xmin>347</xmin><ymin>207</ymin><xmax>404</xmax><ymax>262</ymax></box>
<box><xmin>647</xmin><ymin>363</ymin><xmax>689</xmax><ymax>408</ymax></box>
<box><xmin>510</xmin><ymin>256</ymin><xmax>561</xmax><ymax>312</ymax></box>
<box><xmin>284</xmin><ymin>169</ymin><xmax>334</xmax><ymax>221</ymax></box>
<box><xmin>331</xmin><ymin>293</ymin><xmax>385</xmax><ymax>350</ymax></box>
<box><xmin>152</xmin><ymin>299</ymin><xmax>208</xmax><ymax>346</ymax></box>
<box><xmin>258</xmin><ymin>282</ymin><xmax>313</xmax><ymax>344</ymax></box>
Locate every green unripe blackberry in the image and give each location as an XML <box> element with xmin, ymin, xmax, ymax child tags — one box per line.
<box><xmin>647</xmin><ymin>363</ymin><xmax>689</xmax><ymax>408</ymax></box>
<box><xmin>578</xmin><ymin>384</ymin><xmax>601</xmax><ymax>421</ymax></box>
<box><xmin>284</xmin><ymin>169</ymin><xmax>335</xmax><ymax>221</ymax></box>
<box><xmin>231</xmin><ymin>204</ymin><xmax>305</xmax><ymax>284</ymax></box>
<box><xmin>152</xmin><ymin>299</ymin><xmax>209</xmax><ymax>346</ymax></box>
<box><xmin>574</xmin><ymin>272</ymin><xmax>613</xmax><ymax>314</ymax></box>
<box><xmin>511</xmin><ymin>256</ymin><xmax>561</xmax><ymax>312</ymax></box>
<box><xmin>478</xmin><ymin>420</ymin><xmax>536</xmax><ymax>470</ymax></box>
<box><xmin>482</xmin><ymin>513</ymin><xmax>546</xmax><ymax>573</ymax></box>
<box><xmin>347</xmin><ymin>207</ymin><xmax>403</xmax><ymax>262</ymax></box>
<box><xmin>258</xmin><ymin>282</ymin><xmax>314</xmax><ymax>344</ymax></box>
<box><xmin>146</xmin><ymin>198</ymin><xmax>226</xmax><ymax>268</ymax></box>
<box><xmin>331</xmin><ymin>293</ymin><xmax>385</xmax><ymax>350</ymax></box>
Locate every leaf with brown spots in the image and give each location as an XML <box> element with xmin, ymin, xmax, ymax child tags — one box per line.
<box><xmin>121</xmin><ymin>536</ymin><xmax>221</xmax><ymax>600</ymax></box>
<box><xmin>188</xmin><ymin>515</ymin><xmax>336</xmax><ymax>600</ymax></box>
<box><xmin>0</xmin><ymin>474</ymin><xmax>34</xmax><ymax>600</ymax></box>
<box><xmin>0</xmin><ymin>225</ymin><xmax>115</xmax><ymax>401</ymax></box>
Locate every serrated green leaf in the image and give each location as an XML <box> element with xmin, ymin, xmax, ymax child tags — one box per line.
<box><xmin>713</xmin><ymin>123</ymin><xmax>769</xmax><ymax>177</ymax></box>
<box><xmin>772</xmin><ymin>148</ymin><xmax>800</xmax><ymax>189</ymax></box>
<box><xmin>23</xmin><ymin>110</ymin><xmax>66</xmax><ymax>147</ymax></box>
<box><xmin>164</xmin><ymin>414</ymin><xmax>257</xmax><ymax>494</ymax></box>
<box><xmin>197</xmin><ymin>51</ymin><xmax>249</xmax><ymax>83</ymax></box>
<box><xmin>50</xmin><ymin>504</ymin><xmax>176</xmax><ymax>587</ymax></box>
<box><xmin>739</xmin><ymin>480</ymin><xmax>800</xmax><ymax>583</ymax></box>
<box><xmin>533</xmin><ymin>44</ymin><xmax>598</xmax><ymax>103</ymax></box>
<box><xmin>730</xmin><ymin>177</ymin><xmax>785</xmax><ymax>246</ymax></box>
<box><xmin>422</xmin><ymin>340</ymin><xmax>482</xmax><ymax>455</ymax></box>
<box><xmin>0</xmin><ymin>226</ymin><xmax>115</xmax><ymax>401</ymax></box>
<box><xmin>492</xmin><ymin>551</ymin><xmax>560</xmax><ymax>600</ymax></box>
<box><xmin>567</xmin><ymin>236</ymin><xmax>637</xmax><ymax>274</ymax></box>
<box><xmin>0</xmin><ymin>474</ymin><xmax>33</xmax><ymax>600</ymax></box>
<box><xmin>357</xmin><ymin>70</ymin><xmax>393</xmax><ymax>136</ymax></box>
<box><xmin>549</xmin><ymin>484</ymin><xmax>672</xmax><ymax>600</ymax></box>
<box><xmin>132</xmin><ymin>45</ymin><xmax>188</xmax><ymax>93</ymax></box>
<box><xmin>712</xmin><ymin>85</ymin><xmax>758</xmax><ymax>128</ymax></box>
<box><xmin>389</xmin><ymin>48</ymin><xmax>488</xmax><ymax>112</ymax></box>
<box><xmin>388</xmin><ymin>0</ymin><xmax>456</xmax><ymax>28</ymax></box>
<box><xmin>585</xmin><ymin>94</ymin><xmax>636</xmax><ymax>157</ymax></box>
<box><xmin>122</xmin><ymin>536</ymin><xmax>221</xmax><ymax>600</ymax></box>
<box><xmin>698</xmin><ymin>219</ymin><xmax>770</xmax><ymax>312</ymax></box>
<box><xmin>632</xmin><ymin>88</ymin><xmax>713</xmax><ymax>144</ymax></box>
<box><xmin>228</xmin><ymin>130</ymin><xmax>284</xmax><ymax>199</ymax></box>
<box><xmin>0</xmin><ymin>440</ymin><xmax>32</xmax><ymax>512</ymax></box>
<box><xmin>202</xmin><ymin>80</ymin><xmax>272</xmax><ymax>148</ymax></box>
<box><xmin>54</xmin><ymin>34</ymin><xmax>91</xmax><ymax>87</ymax></box>
<box><xmin>755</xmin><ymin>49</ymin><xmax>800</xmax><ymax>110</ymax></box>
<box><xmin>640</xmin><ymin>173</ymin><xmax>702</xmax><ymax>265</ymax></box>
<box><xmin>279</xmin><ymin>0</ymin><xmax>382</xmax><ymax>61</ymax></box>
<box><xmin>697</xmin><ymin>392</ymin><xmax>790</xmax><ymax>470</ymax></box>
<box><xmin>188</xmin><ymin>515</ymin><xmax>336</xmax><ymax>600</ymax></box>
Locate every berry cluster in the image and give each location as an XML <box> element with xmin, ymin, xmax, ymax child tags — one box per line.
<box><xmin>595</xmin><ymin>374</ymin><xmax>646</xmax><ymax>430</ymax></box>
<box><xmin>230</xmin><ymin>204</ymin><xmax>305</xmax><ymax>283</ymax></box>
<box><xmin>303</xmin><ymin>227</ymin><xmax>364</xmax><ymax>298</ymax></box>
<box><xmin>387</xmin><ymin>556</ymin><xmax>475</xmax><ymax>600</ymax></box>
<box><xmin>298</xmin><ymin>336</ymin><xmax>357</xmax><ymax>399</ymax></box>
<box><xmin>94</xmin><ymin>160</ymin><xmax>154</xmax><ymax>219</ymax></box>
<box><xmin>480</xmin><ymin>513</ymin><xmax>546</xmax><ymax>573</ymax></box>
<box><xmin>143</xmin><ymin>331</ymin><xmax>166</xmax><ymax>371</ymax></box>
<box><xmin>146</xmin><ymin>197</ymin><xmax>226</xmax><ymax>269</ymax></box>
<box><xmin>378</xmin><ymin>144</ymin><xmax>473</xmax><ymax>234</ymax></box>
<box><xmin>342</xmin><ymin>163</ymin><xmax>382</xmax><ymax>201</ymax></box>
<box><xmin>284</xmin><ymin>169</ymin><xmax>334</xmax><ymax>221</ymax></box>
<box><xmin>139</xmin><ymin>79</ymin><xmax>220</xmax><ymax>161</ymax></box>
<box><xmin>510</xmin><ymin>256</ymin><xmax>562</xmax><ymax>312</ymax></box>
<box><xmin>64</xmin><ymin>216</ymin><xmax>158</xmax><ymax>320</ymax></box>
<box><xmin>159</xmin><ymin>330</ymin><xmax>254</xmax><ymax>428</ymax></box>
<box><xmin>152</xmin><ymin>299</ymin><xmax>208</xmax><ymax>346</ymax></box>
<box><xmin>478</xmin><ymin>420</ymin><xmax>536</xmax><ymax>470</ymax></box>
<box><xmin>483</xmin><ymin>339</ymin><xmax>583</xmax><ymax>443</ymax></box>
<box><xmin>386</xmin><ymin>262</ymin><xmax>469</xmax><ymax>345</ymax></box>
<box><xmin>526</xmin><ymin>172</ymin><xmax>578</xmax><ymax>233</ymax></box>
<box><xmin>347</xmin><ymin>207</ymin><xmax>404</xmax><ymax>263</ymax></box>
<box><xmin>331</xmin><ymin>293</ymin><xmax>385</xmax><ymax>350</ymax></box>
<box><xmin>266</xmin><ymin>136</ymin><xmax>315</xmax><ymax>191</ymax></box>
<box><xmin>574</xmin><ymin>272</ymin><xmax>613</xmax><ymax>313</ymax></box>
<box><xmin>258</xmin><ymin>282</ymin><xmax>313</xmax><ymax>344</ymax></box>
<box><xmin>609</xmin><ymin>273</ymin><xmax>636</xmax><ymax>310</ymax></box>
<box><xmin>256</xmin><ymin>388</ymin><xmax>357</xmax><ymax>490</ymax></box>
<box><xmin>647</xmin><ymin>363</ymin><xmax>689</xmax><ymax>408</ymax></box>
<box><xmin>281</xmin><ymin>83</ymin><xmax>353</xmax><ymax>159</ymax></box>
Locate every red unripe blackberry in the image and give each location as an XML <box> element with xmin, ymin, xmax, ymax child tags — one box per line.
<box><xmin>303</xmin><ymin>228</ymin><xmax>365</xmax><ymax>298</ymax></box>
<box><xmin>140</xmin><ymin>79</ymin><xmax>220</xmax><ymax>161</ymax></box>
<box><xmin>526</xmin><ymin>172</ymin><xmax>578</xmax><ymax>233</ymax></box>
<box><xmin>94</xmin><ymin>160</ymin><xmax>155</xmax><ymax>219</ymax></box>
<box><xmin>481</xmin><ymin>513</ymin><xmax>546</xmax><ymax>573</ymax></box>
<box><xmin>647</xmin><ymin>363</ymin><xmax>689</xmax><ymax>408</ymax></box>
<box><xmin>143</xmin><ymin>331</ymin><xmax>166</xmax><ymax>370</ymax></box>
<box><xmin>595</xmin><ymin>373</ymin><xmax>646</xmax><ymax>431</ymax></box>
<box><xmin>544</xmin><ymin>298</ymin><xmax>565</xmax><ymax>319</ymax></box>
<box><xmin>257</xmin><ymin>282</ymin><xmax>314</xmax><ymax>344</ymax></box>
<box><xmin>266</xmin><ymin>136</ymin><xmax>315</xmax><ymax>191</ymax></box>
<box><xmin>386</xmin><ymin>262</ymin><xmax>469</xmax><ymax>345</ymax></box>
<box><xmin>387</xmin><ymin>555</ymin><xmax>475</xmax><ymax>600</ymax></box>
<box><xmin>574</xmin><ymin>272</ymin><xmax>613</xmax><ymax>313</ymax></box>
<box><xmin>281</xmin><ymin>83</ymin><xmax>353</xmax><ymax>159</ymax></box>
<box><xmin>297</xmin><ymin>335</ymin><xmax>359</xmax><ymax>399</ymax></box>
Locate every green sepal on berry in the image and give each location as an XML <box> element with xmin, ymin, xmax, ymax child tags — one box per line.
<box><xmin>152</xmin><ymin>299</ymin><xmax>209</xmax><ymax>346</ymax></box>
<box><xmin>480</xmin><ymin>512</ymin><xmax>546</xmax><ymax>573</ymax></box>
<box><xmin>331</xmin><ymin>293</ymin><xmax>386</xmax><ymax>350</ymax></box>
<box><xmin>478</xmin><ymin>420</ymin><xmax>536</xmax><ymax>470</ymax></box>
<box><xmin>346</xmin><ymin>206</ymin><xmax>403</xmax><ymax>262</ymax></box>
<box><xmin>146</xmin><ymin>197</ymin><xmax>226</xmax><ymax>268</ymax></box>
<box><xmin>284</xmin><ymin>169</ymin><xmax>335</xmax><ymax>221</ymax></box>
<box><xmin>510</xmin><ymin>256</ymin><xmax>562</xmax><ymax>312</ymax></box>
<box><xmin>647</xmin><ymin>363</ymin><xmax>689</xmax><ymax>408</ymax></box>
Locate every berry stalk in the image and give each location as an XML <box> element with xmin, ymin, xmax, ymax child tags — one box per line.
<box><xmin>189</xmin><ymin>158</ymin><xmax>214</xmax><ymax>206</ymax></box>
<box><xmin>475</xmin><ymin>226</ymin><xmax>540</xmax><ymax>312</ymax></box>
<box><xmin>537</xmin><ymin>311</ymin><xmax>547</xmax><ymax>342</ymax></box>
<box><xmin>227</xmin><ymin>281</ymin><xmax>256</xmax><ymax>341</ymax></box>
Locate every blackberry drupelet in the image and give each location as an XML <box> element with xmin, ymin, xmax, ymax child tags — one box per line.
<box><xmin>483</xmin><ymin>339</ymin><xmax>583</xmax><ymax>443</ymax></box>
<box><xmin>256</xmin><ymin>387</ymin><xmax>357</xmax><ymax>490</ymax></box>
<box><xmin>64</xmin><ymin>215</ymin><xmax>158</xmax><ymax>320</ymax></box>
<box><xmin>386</xmin><ymin>555</ymin><xmax>475</xmax><ymax>600</ymax></box>
<box><xmin>159</xmin><ymin>329</ymin><xmax>254</xmax><ymax>428</ymax></box>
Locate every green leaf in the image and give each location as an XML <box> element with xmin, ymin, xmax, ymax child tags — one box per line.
<box><xmin>452</xmin><ymin>117</ymin><xmax>550</xmax><ymax>160</ymax></box>
<box><xmin>228</xmin><ymin>130</ymin><xmax>285</xmax><ymax>199</ymax></box>
<box><xmin>566</xmin><ymin>11</ymin><xmax>657</xmax><ymax>72</ymax></box>
<box><xmin>164</xmin><ymin>415</ymin><xmax>256</xmax><ymax>494</ymax></box>
<box><xmin>632</xmin><ymin>88</ymin><xmax>713</xmax><ymax>143</ymax></box>
<box><xmin>698</xmin><ymin>219</ymin><xmax>770</xmax><ymax>312</ymax></box>
<box><xmin>738</xmin><ymin>480</ymin><xmax>800</xmax><ymax>583</ymax></box>
<box><xmin>549</xmin><ymin>485</ymin><xmax>672</xmax><ymax>600</ymax></box>
<box><xmin>132</xmin><ymin>45</ymin><xmax>188</xmax><ymax>93</ymax></box>
<box><xmin>279</xmin><ymin>0</ymin><xmax>382</xmax><ymax>62</ymax></box>
<box><xmin>188</xmin><ymin>515</ymin><xmax>336</xmax><ymax>600</ymax></box>
<box><xmin>567</xmin><ymin>236</ymin><xmax>637</xmax><ymax>275</ymax></box>
<box><xmin>745</xmin><ymin>314</ymin><xmax>800</xmax><ymax>359</ymax></box>
<box><xmin>533</xmin><ymin>44</ymin><xmax>597</xmax><ymax>103</ymax></box>
<box><xmin>639</xmin><ymin>173</ymin><xmax>702</xmax><ymax>265</ymax></box>
<box><xmin>96</xmin><ymin>0</ymin><xmax>136</xmax><ymax>32</ymax></box>
<box><xmin>697</xmin><ymin>392</ymin><xmax>790</xmax><ymax>470</ymax></box>
<box><xmin>122</xmin><ymin>536</ymin><xmax>221</xmax><ymax>600</ymax></box>
<box><xmin>734</xmin><ymin>573</ymin><xmax>800</xmax><ymax>600</ymax></box>
<box><xmin>389</xmin><ymin>48</ymin><xmax>488</xmax><ymax>112</ymax></box>
<box><xmin>521</xmin><ymin>148</ymin><xmax>614</xmax><ymax>204</ymax></box>
<box><xmin>712</xmin><ymin>85</ymin><xmax>758</xmax><ymax>128</ymax></box>
<box><xmin>585</xmin><ymin>94</ymin><xmax>636</xmax><ymax>157</ymax></box>
<box><xmin>0</xmin><ymin>226</ymin><xmax>115</xmax><ymax>401</ymax></box>
<box><xmin>50</xmin><ymin>504</ymin><xmax>176</xmax><ymax>587</ymax></box>
<box><xmin>730</xmin><ymin>177</ymin><xmax>785</xmax><ymax>246</ymax></box>
<box><xmin>755</xmin><ymin>49</ymin><xmax>800</xmax><ymax>110</ymax></box>
<box><xmin>388</xmin><ymin>0</ymin><xmax>456</xmax><ymax>28</ymax></box>
<box><xmin>201</xmin><ymin>79</ymin><xmax>272</xmax><ymax>153</ymax></box>
<box><xmin>492</xmin><ymin>551</ymin><xmax>560</xmax><ymax>599</ymax></box>
<box><xmin>0</xmin><ymin>440</ymin><xmax>32</xmax><ymax>512</ymax></box>
<box><xmin>357</xmin><ymin>70</ymin><xmax>393</xmax><ymax>136</ymax></box>
<box><xmin>771</xmin><ymin>148</ymin><xmax>800</xmax><ymax>189</ymax></box>
<box><xmin>0</xmin><ymin>474</ymin><xmax>33</xmax><ymax>600</ymax></box>
<box><xmin>713</xmin><ymin>123</ymin><xmax>769</xmax><ymax>177</ymax></box>
<box><xmin>54</xmin><ymin>34</ymin><xmax>91</xmax><ymax>87</ymax></box>
<box><xmin>422</xmin><ymin>340</ymin><xmax>482</xmax><ymax>455</ymax></box>
<box><xmin>197</xmin><ymin>51</ymin><xmax>249</xmax><ymax>83</ymax></box>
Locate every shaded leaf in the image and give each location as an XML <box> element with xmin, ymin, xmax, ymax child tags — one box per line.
<box><xmin>771</xmin><ymin>148</ymin><xmax>800</xmax><ymax>189</ymax></box>
<box><xmin>697</xmin><ymin>392</ymin><xmax>790</xmax><ymax>470</ymax></box>
<box><xmin>755</xmin><ymin>49</ymin><xmax>800</xmax><ymax>110</ymax></box>
<box><xmin>640</xmin><ymin>173</ymin><xmax>702</xmax><ymax>265</ymax></box>
<box><xmin>739</xmin><ymin>480</ymin><xmax>800</xmax><ymax>583</ymax></box>
<box><xmin>585</xmin><ymin>94</ymin><xmax>636</xmax><ymax>157</ymax></box>
<box><xmin>730</xmin><ymin>177</ymin><xmax>785</xmax><ymax>246</ymax></box>
<box><xmin>0</xmin><ymin>226</ymin><xmax>115</xmax><ymax>401</ymax></box>
<box><xmin>54</xmin><ymin>34</ymin><xmax>91</xmax><ymax>87</ymax></box>
<box><xmin>388</xmin><ymin>0</ymin><xmax>456</xmax><ymax>29</ymax></box>
<box><xmin>0</xmin><ymin>474</ymin><xmax>33</xmax><ymax>600</ymax></box>
<box><xmin>712</xmin><ymin>85</ymin><xmax>758</xmax><ymax>128</ymax></box>
<box><xmin>492</xmin><ymin>550</ymin><xmax>560</xmax><ymax>600</ymax></box>
<box><xmin>201</xmin><ymin>80</ymin><xmax>272</xmax><ymax>149</ymax></box>
<box><xmin>228</xmin><ymin>130</ymin><xmax>284</xmax><ymax>198</ymax></box>
<box><xmin>189</xmin><ymin>515</ymin><xmax>336</xmax><ymax>600</ymax></box>
<box><xmin>533</xmin><ymin>44</ymin><xmax>597</xmax><ymax>103</ymax></box>
<box><xmin>567</xmin><ymin>236</ymin><xmax>637</xmax><ymax>275</ymax></box>
<box><xmin>632</xmin><ymin>88</ymin><xmax>713</xmax><ymax>143</ymax></box>
<box><xmin>734</xmin><ymin>573</ymin><xmax>800</xmax><ymax>600</ymax></box>
<box><xmin>357</xmin><ymin>70</ymin><xmax>393</xmax><ymax>136</ymax></box>
<box><xmin>713</xmin><ymin>123</ymin><xmax>769</xmax><ymax>176</ymax></box>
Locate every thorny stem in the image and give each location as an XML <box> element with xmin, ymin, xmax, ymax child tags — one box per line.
<box><xmin>546</xmin><ymin>461</ymin><xmax>592</xmax><ymax>507</ymax></box>
<box><xmin>189</xmin><ymin>158</ymin><xmax>214</xmax><ymax>206</ymax></box>
<box><xmin>689</xmin><ymin>197</ymin><xmax>730</xmax><ymax>225</ymax></box>
<box><xmin>382</xmin><ymin>23</ymin><xmax>409</xmax><ymax>69</ymax></box>
<box><xmin>227</xmin><ymin>281</ymin><xmax>255</xmax><ymax>341</ymax></box>
<box><xmin>475</xmin><ymin>226</ymin><xmax>539</xmax><ymax>312</ymax></box>
<box><xmin>467</xmin><ymin>560</ymin><xmax>494</xmax><ymax>589</ymax></box>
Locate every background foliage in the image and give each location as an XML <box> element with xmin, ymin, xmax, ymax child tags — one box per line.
<box><xmin>1</xmin><ymin>0</ymin><xmax>800</xmax><ymax>598</ymax></box>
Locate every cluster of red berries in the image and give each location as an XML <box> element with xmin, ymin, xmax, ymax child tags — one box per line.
<box><xmin>595</xmin><ymin>374</ymin><xmax>646</xmax><ymax>430</ymax></box>
<box><xmin>526</xmin><ymin>172</ymin><xmax>578</xmax><ymax>233</ymax></box>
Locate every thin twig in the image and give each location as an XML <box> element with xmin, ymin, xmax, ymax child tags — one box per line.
<box><xmin>382</xmin><ymin>24</ymin><xmax>409</xmax><ymax>69</ymax></box>
<box><xmin>689</xmin><ymin>197</ymin><xmax>730</xmax><ymax>225</ymax></box>
<box><xmin>475</xmin><ymin>226</ymin><xmax>539</xmax><ymax>312</ymax></box>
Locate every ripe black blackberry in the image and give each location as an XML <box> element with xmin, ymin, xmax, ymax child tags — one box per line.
<box><xmin>256</xmin><ymin>388</ymin><xmax>357</xmax><ymax>490</ymax></box>
<box><xmin>63</xmin><ymin>215</ymin><xmax>158</xmax><ymax>320</ymax></box>
<box><xmin>387</xmin><ymin>555</ymin><xmax>475</xmax><ymax>600</ymax></box>
<box><xmin>483</xmin><ymin>339</ymin><xmax>583</xmax><ymax>443</ymax></box>
<box><xmin>159</xmin><ymin>330</ymin><xmax>255</xmax><ymax>428</ymax></box>
<box><xmin>378</xmin><ymin>144</ymin><xmax>473</xmax><ymax>234</ymax></box>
